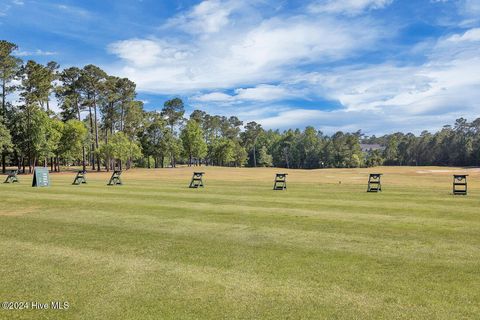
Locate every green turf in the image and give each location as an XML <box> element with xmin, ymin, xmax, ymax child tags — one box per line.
<box><xmin>0</xmin><ymin>167</ymin><xmax>479</xmax><ymax>319</ymax></box>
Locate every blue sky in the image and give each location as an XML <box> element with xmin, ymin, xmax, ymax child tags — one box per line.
<box><xmin>1</xmin><ymin>0</ymin><xmax>480</xmax><ymax>134</ymax></box>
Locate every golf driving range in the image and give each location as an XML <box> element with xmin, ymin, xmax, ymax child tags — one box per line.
<box><xmin>1</xmin><ymin>166</ymin><xmax>479</xmax><ymax>319</ymax></box>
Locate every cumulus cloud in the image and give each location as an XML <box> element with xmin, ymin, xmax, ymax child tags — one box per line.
<box><xmin>164</xmin><ymin>0</ymin><xmax>239</xmax><ymax>35</ymax></box>
<box><xmin>235</xmin><ymin>85</ymin><xmax>295</xmax><ymax>101</ymax></box>
<box><xmin>193</xmin><ymin>92</ymin><xmax>234</xmax><ymax>103</ymax></box>
<box><xmin>108</xmin><ymin>14</ymin><xmax>382</xmax><ymax>93</ymax></box>
<box><xmin>255</xmin><ymin>106</ymin><xmax>464</xmax><ymax>134</ymax></box>
<box><xmin>108</xmin><ymin>39</ymin><xmax>191</xmax><ymax>68</ymax></box>
<box><xmin>264</xmin><ymin>27</ymin><xmax>480</xmax><ymax>131</ymax></box>
<box><xmin>190</xmin><ymin>26</ymin><xmax>480</xmax><ymax>133</ymax></box>
<box><xmin>193</xmin><ymin>84</ymin><xmax>297</xmax><ymax>103</ymax></box>
<box><xmin>105</xmin><ymin>0</ymin><xmax>479</xmax><ymax>134</ymax></box>
<box><xmin>446</xmin><ymin>28</ymin><xmax>480</xmax><ymax>42</ymax></box>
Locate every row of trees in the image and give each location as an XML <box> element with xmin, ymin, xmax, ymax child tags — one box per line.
<box><xmin>1</xmin><ymin>40</ymin><xmax>479</xmax><ymax>172</ymax></box>
<box><xmin>364</xmin><ymin>118</ymin><xmax>480</xmax><ymax>167</ymax></box>
<box><xmin>1</xmin><ymin>40</ymin><xmax>143</xmax><ymax>173</ymax></box>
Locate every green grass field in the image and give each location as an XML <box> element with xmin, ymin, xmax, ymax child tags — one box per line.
<box><xmin>1</xmin><ymin>166</ymin><xmax>479</xmax><ymax>319</ymax></box>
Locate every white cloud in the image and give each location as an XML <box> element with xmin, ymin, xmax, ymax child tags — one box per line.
<box><xmin>190</xmin><ymin>26</ymin><xmax>480</xmax><ymax>134</ymax></box>
<box><xmin>260</xmin><ymin>109</ymin><xmax>327</xmax><ymax>128</ymax></box>
<box><xmin>108</xmin><ymin>39</ymin><xmax>190</xmax><ymax>68</ymax></box>
<box><xmin>446</xmin><ymin>28</ymin><xmax>480</xmax><ymax>42</ymax></box>
<box><xmin>332</xmin><ymin>66</ymin><xmax>473</xmax><ymax>115</ymax></box>
<box><xmin>229</xmin><ymin>16</ymin><xmax>376</xmax><ymax>68</ymax></box>
<box><xmin>193</xmin><ymin>85</ymin><xmax>298</xmax><ymax>103</ymax></box>
<box><xmin>164</xmin><ymin>0</ymin><xmax>239</xmax><ymax>35</ymax></box>
<box><xmin>256</xmin><ymin>106</ymin><xmax>465</xmax><ymax>134</ymax></box>
<box><xmin>108</xmin><ymin>15</ymin><xmax>381</xmax><ymax>93</ymax></box>
<box><xmin>105</xmin><ymin>1</ymin><xmax>479</xmax><ymax>133</ymax></box>
<box><xmin>15</xmin><ymin>49</ymin><xmax>57</xmax><ymax>57</ymax></box>
<box><xmin>281</xmin><ymin>27</ymin><xmax>480</xmax><ymax>123</ymax></box>
<box><xmin>193</xmin><ymin>92</ymin><xmax>234</xmax><ymax>102</ymax></box>
<box><xmin>308</xmin><ymin>0</ymin><xmax>393</xmax><ymax>15</ymax></box>
<box><xmin>235</xmin><ymin>85</ymin><xmax>294</xmax><ymax>101</ymax></box>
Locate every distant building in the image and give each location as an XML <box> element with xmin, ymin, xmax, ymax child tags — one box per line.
<box><xmin>360</xmin><ymin>144</ymin><xmax>385</xmax><ymax>153</ymax></box>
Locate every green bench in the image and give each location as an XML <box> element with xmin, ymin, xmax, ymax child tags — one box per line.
<box><xmin>108</xmin><ymin>170</ymin><xmax>123</xmax><ymax>186</ymax></box>
<box><xmin>72</xmin><ymin>170</ymin><xmax>87</xmax><ymax>185</ymax></box>
<box><xmin>273</xmin><ymin>173</ymin><xmax>287</xmax><ymax>190</ymax></box>
<box><xmin>4</xmin><ymin>169</ymin><xmax>19</xmax><ymax>183</ymax></box>
<box><xmin>367</xmin><ymin>173</ymin><xmax>382</xmax><ymax>192</ymax></box>
<box><xmin>453</xmin><ymin>174</ymin><xmax>468</xmax><ymax>195</ymax></box>
<box><xmin>189</xmin><ymin>172</ymin><xmax>205</xmax><ymax>188</ymax></box>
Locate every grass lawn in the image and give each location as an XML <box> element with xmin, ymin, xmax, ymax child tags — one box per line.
<box><xmin>1</xmin><ymin>166</ymin><xmax>479</xmax><ymax>319</ymax></box>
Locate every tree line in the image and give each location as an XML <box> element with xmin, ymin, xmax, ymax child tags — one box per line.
<box><xmin>1</xmin><ymin>40</ymin><xmax>479</xmax><ymax>173</ymax></box>
<box><xmin>363</xmin><ymin>118</ymin><xmax>480</xmax><ymax>167</ymax></box>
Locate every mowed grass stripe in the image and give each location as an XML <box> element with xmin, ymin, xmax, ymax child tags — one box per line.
<box><xmin>2</xmin><ymin>206</ymin><xmax>480</xmax><ymax>268</ymax></box>
<box><xmin>1</xmin><ymin>228</ymin><xmax>477</xmax><ymax>319</ymax></box>
<box><xmin>2</xmin><ymin>182</ymin><xmax>480</xmax><ymax>250</ymax></box>
<box><xmin>0</xmin><ymin>238</ymin><xmax>399</xmax><ymax>319</ymax></box>
<box><xmin>3</xmin><ymin>195</ymin><xmax>480</xmax><ymax>251</ymax></box>
<box><xmin>2</xmin><ymin>182</ymin><xmax>480</xmax><ymax>220</ymax></box>
<box><xmin>1</xmin><ymin>167</ymin><xmax>480</xmax><ymax>319</ymax></box>
<box><xmin>2</xmin><ymin>182</ymin><xmax>480</xmax><ymax>240</ymax></box>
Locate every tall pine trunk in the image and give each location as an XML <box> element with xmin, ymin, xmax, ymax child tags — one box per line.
<box><xmin>75</xmin><ymin>97</ymin><xmax>87</xmax><ymax>172</ymax></box>
<box><xmin>93</xmin><ymin>96</ymin><xmax>100</xmax><ymax>171</ymax></box>
<box><xmin>88</xmin><ymin>103</ymin><xmax>95</xmax><ymax>171</ymax></box>
<box><xmin>1</xmin><ymin>153</ymin><xmax>5</xmax><ymax>174</ymax></box>
<box><xmin>105</xmin><ymin>127</ymin><xmax>109</xmax><ymax>171</ymax></box>
<box><xmin>1</xmin><ymin>80</ymin><xmax>5</xmax><ymax>174</ymax></box>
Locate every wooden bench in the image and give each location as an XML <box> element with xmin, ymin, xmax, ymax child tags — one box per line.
<box><xmin>367</xmin><ymin>173</ymin><xmax>382</xmax><ymax>192</ymax></box>
<box><xmin>273</xmin><ymin>173</ymin><xmax>288</xmax><ymax>190</ymax></box>
<box><xmin>453</xmin><ymin>174</ymin><xmax>468</xmax><ymax>195</ymax></box>
<box><xmin>72</xmin><ymin>170</ymin><xmax>87</xmax><ymax>185</ymax></box>
<box><xmin>189</xmin><ymin>172</ymin><xmax>205</xmax><ymax>188</ymax></box>
<box><xmin>4</xmin><ymin>169</ymin><xmax>19</xmax><ymax>184</ymax></box>
<box><xmin>108</xmin><ymin>170</ymin><xmax>123</xmax><ymax>186</ymax></box>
